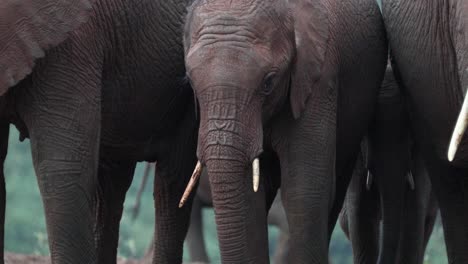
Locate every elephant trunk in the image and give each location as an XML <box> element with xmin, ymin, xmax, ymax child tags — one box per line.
<box><xmin>198</xmin><ymin>107</ymin><xmax>267</xmax><ymax>262</ymax></box>
<box><xmin>204</xmin><ymin>151</ymin><xmax>268</xmax><ymax>263</ymax></box>
<box><xmin>205</xmin><ymin>157</ymin><xmax>249</xmax><ymax>260</ymax></box>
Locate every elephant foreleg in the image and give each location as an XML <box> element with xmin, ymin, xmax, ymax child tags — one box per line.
<box><xmin>344</xmin><ymin>153</ymin><xmax>380</xmax><ymax>264</ymax></box>
<box><xmin>268</xmin><ymin>193</ymin><xmax>290</xmax><ymax>264</ymax></box>
<box><xmin>275</xmin><ymin>84</ymin><xmax>336</xmax><ymax>263</ymax></box>
<box><xmin>95</xmin><ymin>158</ymin><xmax>136</xmax><ymax>264</ymax></box>
<box><xmin>423</xmin><ymin>153</ymin><xmax>468</xmax><ymax>263</ymax></box>
<box><xmin>185</xmin><ymin>196</ymin><xmax>210</xmax><ymax>263</ymax></box>
<box><xmin>152</xmin><ymin>106</ymin><xmax>198</xmax><ymax>264</ymax></box>
<box><xmin>398</xmin><ymin>151</ymin><xmax>433</xmax><ymax>264</ymax></box>
<box><xmin>25</xmin><ymin>78</ymin><xmax>101</xmax><ymax>263</ymax></box>
<box><xmin>422</xmin><ymin>192</ymin><xmax>438</xmax><ymax>251</ymax></box>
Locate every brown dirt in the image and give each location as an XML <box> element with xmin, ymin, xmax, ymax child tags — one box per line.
<box><xmin>4</xmin><ymin>253</ymin><xmax>139</xmax><ymax>264</ymax></box>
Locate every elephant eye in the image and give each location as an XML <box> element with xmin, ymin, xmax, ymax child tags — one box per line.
<box><xmin>261</xmin><ymin>72</ymin><xmax>276</xmax><ymax>95</ymax></box>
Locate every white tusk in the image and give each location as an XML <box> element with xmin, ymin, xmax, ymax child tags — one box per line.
<box><xmin>253</xmin><ymin>158</ymin><xmax>260</xmax><ymax>192</ymax></box>
<box><xmin>407</xmin><ymin>171</ymin><xmax>415</xmax><ymax>190</ymax></box>
<box><xmin>179</xmin><ymin>161</ymin><xmax>203</xmax><ymax>208</ymax></box>
<box><xmin>448</xmin><ymin>92</ymin><xmax>468</xmax><ymax>161</ymax></box>
<box><xmin>366</xmin><ymin>170</ymin><xmax>373</xmax><ymax>191</ymax></box>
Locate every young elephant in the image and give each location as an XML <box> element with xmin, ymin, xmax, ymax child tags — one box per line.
<box><xmin>339</xmin><ymin>64</ymin><xmax>439</xmax><ymax>264</ymax></box>
<box><xmin>181</xmin><ymin>0</ymin><xmax>387</xmax><ymax>262</ymax></box>
<box><xmin>0</xmin><ymin>0</ymin><xmax>198</xmax><ymax>263</ymax></box>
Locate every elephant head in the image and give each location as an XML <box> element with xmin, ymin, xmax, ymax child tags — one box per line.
<box><xmin>181</xmin><ymin>0</ymin><xmax>329</xmax><ymax>261</ymax></box>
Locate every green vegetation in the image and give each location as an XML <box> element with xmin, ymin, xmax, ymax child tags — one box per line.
<box><xmin>4</xmin><ymin>126</ymin><xmax>448</xmax><ymax>263</ymax></box>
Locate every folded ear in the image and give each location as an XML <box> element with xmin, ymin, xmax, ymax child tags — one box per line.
<box><xmin>0</xmin><ymin>0</ymin><xmax>95</xmax><ymax>95</ymax></box>
<box><xmin>289</xmin><ymin>0</ymin><xmax>330</xmax><ymax>119</ymax></box>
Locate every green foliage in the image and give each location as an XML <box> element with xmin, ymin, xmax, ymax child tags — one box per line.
<box><xmin>3</xmin><ymin>126</ymin><xmax>448</xmax><ymax>262</ymax></box>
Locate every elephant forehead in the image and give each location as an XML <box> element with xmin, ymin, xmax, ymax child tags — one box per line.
<box><xmin>194</xmin><ymin>0</ymin><xmax>267</xmax><ymax>13</ymax></box>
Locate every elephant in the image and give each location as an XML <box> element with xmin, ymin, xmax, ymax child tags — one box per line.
<box><xmin>338</xmin><ymin>63</ymin><xmax>439</xmax><ymax>264</ymax></box>
<box><xmin>132</xmin><ymin>163</ymin><xmax>290</xmax><ymax>264</ymax></box>
<box><xmin>181</xmin><ymin>0</ymin><xmax>388</xmax><ymax>262</ymax></box>
<box><xmin>0</xmin><ymin>0</ymin><xmax>199</xmax><ymax>263</ymax></box>
<box><xmin>382</xmin><ymin>0</ymin><xmax>468</xmax><ymax>262</ymax></box>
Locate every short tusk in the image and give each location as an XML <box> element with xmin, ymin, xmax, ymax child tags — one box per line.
<box><xmin>179</xmin><ymin>161</ymin><xmax>203</xmax><ymax>208</ymax></box>
<box><xmin>407</xmin><ymin>171</ymin><xmax>415</xmax><ymax>190</ymax></box>
<box><xmin>253</xmin><ymin>158</ymin><xmax>260</xmax><ymax>192</ymax></box>
<box><xmin>366</xmin><ymin>170</ymin><xmax>373</xmax><ymax>191</ymax></box>
<box><xmin>448</xmin><ymin>92</ymin><xmax>468</xmax><ymax>161</ymax></box>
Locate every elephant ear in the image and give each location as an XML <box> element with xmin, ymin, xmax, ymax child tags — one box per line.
<box><xmin>289</xmin><ymin>0</ymin><xmax>330</xmax><ymax>119</ymax></box>
<box><xmin>0</xmin><ymin>0</ymin><xmax>95</xmax><ymax>95</ymax></box>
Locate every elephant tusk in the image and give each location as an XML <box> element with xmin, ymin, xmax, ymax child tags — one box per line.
<box><xmin>448</xmin><ymin>92</ymin><xmax>468</xmax><ymax>161</ymax></box>
<box><xmin>179</xmin><ymin>161</ymin><xmax>203</xmax><ymax>208</ymax></box>
<box><xmin>253</xmin><ymin>158</ymin><xmax>260</xmax><ymax>192</ymax></box>
<box><xmin>407</xmin><ymin>171</ymin><xmax>415</xmax><ymax>190</ymax></box>
<box><xmin>366</xmin><ymin>170</ymin><xmax>373</xmax><ymax>191</ymax></box>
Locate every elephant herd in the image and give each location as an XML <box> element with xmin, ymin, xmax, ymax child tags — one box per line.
<box><xmin>0</xmin><ymin>0</ymin><xmax>466</xmax><ymax>263</ymax></box>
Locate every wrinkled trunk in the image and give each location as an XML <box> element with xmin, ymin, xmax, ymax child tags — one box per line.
<box><xmin>196</xmin><ymin>84</ymin><xmax>268</xmax><ymax>262</ymax></box>
<box><xmin>204</xmin><ymin>149</ymin><xmax>269</xmax><ymax>263</ymax></box>
<box><xmin>199</xmin><ymin>114</ymin><xmax>268</xmax><ymax>262</ymax></box>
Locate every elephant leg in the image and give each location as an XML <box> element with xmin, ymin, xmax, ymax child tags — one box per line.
<box><xmin>277</xmin><ymin>87</ymin><xmax>336</xmax><ymax>263</ymax></box>
<box><xmin>185</xmin><ymin>196</ymin><xmax>210</xmax><ymax>263</ymax></box>
<box><xmin>398</xmin><ymin>151</ymin><xmax>431</xmax><ymax>264</ymax></box>
<box><xmin>328</xmin><ymin>154</ymin><xmax>358</xmax><ymax>239</ymax></box>
<box><xmin>345</xmin><ymin>153</ymin><xmax>380</xmax><ymax>264</ymax></box>
<box><xmin>422</xmin><ymin>192</ymin><xmax>437</xmax><ymax>251</ymax></box>
<box><xmin>25</xmin><ymin>76</ymin><xmax>101</xmax><ymax>262</ymax></box>
<box><xmin>375</xmin><ymin>164</ymin><xmax>406</xmax><ymax>264</ymax></box>
<box><xmin>0</xmin><ymin>121</ymin><xmax>8</xmax><ymax>263</ymax></box>
<box><xmin>95</xmin><ymin>158</ymin><xmax>136</xmax><ymax>264</ymax></box>
<box><xmin>423</xmin><ymin>154</ymin><xmax>468</xmax><ymax>263</ymax></box>
<box><xmin>338</xmin><ymin>203</ymin><xmax>350</xmax><ymax>239</ymax></box>
<box><xmin>152</xmin><ymin>107</ymin><xmax>198</xmax><ymax>264</ymax></box>
<box><xmin>268</xmin><ymin>193</ymin><xmax>289</xmax><ymax>264</ymax></box>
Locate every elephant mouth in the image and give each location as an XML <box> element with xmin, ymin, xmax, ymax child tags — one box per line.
<box><xmin>178</xmin><ymin>156</ymin><xmax>262</xmax><ymax>207</ymax></box>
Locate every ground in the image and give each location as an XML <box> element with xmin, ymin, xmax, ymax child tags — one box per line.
<box><xmin>4</xmin><ymin>253</ymin><xmax>139</xmax><ymax>264</ymax></box>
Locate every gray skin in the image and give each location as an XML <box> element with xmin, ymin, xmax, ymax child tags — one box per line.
<box><xmin>340</xmin><ymin>150</ymin><xmax>438</xmax><ymax>264</ymax></box>
<box><xmin>0</xmin><ymin>0</ymin><xmax>197</xmax><ymax>263</ymax></box>
<box><xmin>184</xmin><ymin>0</ymin><xmax>387</xmax><ymax>262</ymax></box>
<box><xmin>133</xmin><ymin>164</ymin><xmax>290</xmax><ymax>264</ymax></box>
<box><xmin>383</xmin><ymin>1</ymin><xmax>468</xmax><ymax>262</ymax></box>
<box><xmin>338</xmin><ymin>65</ymin><xmax>438</xmax><ymax>263</ymax></box>
<box><xmin>186</xmin><ymin>174</ymin><xmax>289</xmax><ymax>264</ymax></box>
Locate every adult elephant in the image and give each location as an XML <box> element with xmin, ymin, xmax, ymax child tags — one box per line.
<box><xmin>132</xmin><ymin>163</ymin><xmax>290</xmax><ymax>264</ymax></box>
<box><xmin>382</xmin><ymin>1</ymin><xmax>468</xmax><ymax>262</ymax></box>
<box><xmin>180</xmin><ymin>0</ymin><xmax>387</xmax><ymax>262</ymax></box>
<box><xmin>338</xmin><ymin>64</ymin><xmax>438</xmax><ymax>264</ymax></box>
<box><xmin>0</xmin><ymin>0</ymin><xmax>198</xmax><ymax>263</ymax></box>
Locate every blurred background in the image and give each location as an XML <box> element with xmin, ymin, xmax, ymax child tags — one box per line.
<box><xmin>4</xmin><ymin>126</ymin><xmax>448</xmax><ymax>263</ymax></box>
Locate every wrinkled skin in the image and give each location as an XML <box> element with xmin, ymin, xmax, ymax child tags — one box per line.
<box><xmin>338</xmin><ymin>65</ymin><xmax>438</xmax><ymax>264</ymax></box>
<box><xmin>0</xmin><ymin>0</ymin><xmax>197</xmax><ymax>263</ymax></box>
<box><xmin>133</xmin><ymin>164</ymin><xmax>290</xmax><ymax>264</ymax></box>
<box><xmin>184</xmin><ymin>0</ymin><xmax>387</xmax><ymax>262</ymax></box>
<box><xmin>383</xmin><ymin>0</ymin><xmax>468</xmax><ymax>262</ymax></box>
<box><xmin>186</xmin><ymin>171</ymin><xmax>289</xmax><ymax>264</ymax></box>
